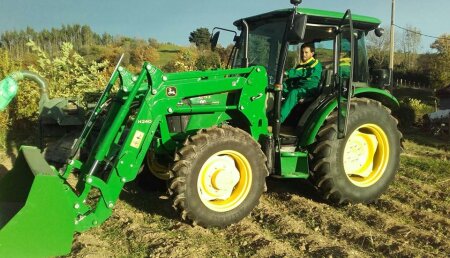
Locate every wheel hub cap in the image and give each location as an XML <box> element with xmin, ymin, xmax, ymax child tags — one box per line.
<box><xmin>199</xmin><ymin>155</ymin><xmax>240</xmax><ymax>201</ymax></box>
<box><xmin>344</xmin><ymin>131</ymin><xmax>378</xmax><ymax>178</ymax></box>
<box><xmin>342</xmin><ymin>124</ymin><xmax>390</xmax><ymax>188</ymax></box>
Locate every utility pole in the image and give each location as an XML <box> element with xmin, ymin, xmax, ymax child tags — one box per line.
<box><xmin>389</xmin><ymin>0</ymin><xmax>395</xmax><ymax>90</ymax></box>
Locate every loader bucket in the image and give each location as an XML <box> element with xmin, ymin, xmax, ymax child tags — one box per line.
<box><xmin>0</xmin><ymin>146</ymin><xmax>77</xmax><ymax>257</ymax></box>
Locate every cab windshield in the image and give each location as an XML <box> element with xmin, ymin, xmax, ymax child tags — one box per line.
<box><xmin>233</xmin><ymin>18</ymin><xmax>286</xmax><ymax>82</ymax></box>
<box><xmin>232</xmin><ymin>19</ymin><xmax>369</xmax><ymax>85</ymax></box>
<box><xmin>233</xmin><ymin>18</ymin><xmax>338</xmax><ymax>83</ymax></box>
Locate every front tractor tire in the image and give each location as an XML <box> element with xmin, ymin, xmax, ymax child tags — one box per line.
<box><xmin>310</xmin><ymin>98</ymin><xmax>402</xmax><ymax>204</ymax></box>
<box><xmin>170</xmin><ymin>125</ymin><xmax>268</xmax><ymax>227</ymax></box>
<box><xmin>136</xmin><ymin>152</ymin><xmax>169</xmax><ymax>192</ymax></box>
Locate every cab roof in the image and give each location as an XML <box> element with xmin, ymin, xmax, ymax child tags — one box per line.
<box><xmin>234</xmin><ymin>8</ymin><xmax>381</xmax><ymax>31</ymax></box>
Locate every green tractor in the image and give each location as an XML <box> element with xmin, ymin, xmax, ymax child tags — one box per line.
<box><xmin>0</xmin><ymin>1</ymin><xmax>402</xmax><ymax>256</ymax></box>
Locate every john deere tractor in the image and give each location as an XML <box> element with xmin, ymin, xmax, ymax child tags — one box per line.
<box><xmin>0</xmin><ymin>0</ymin><xmax>401</xmax><ymax>256</ymax></box>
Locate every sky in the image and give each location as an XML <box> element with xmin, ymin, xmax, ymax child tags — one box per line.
<box><xmin>0</xmin><ymin>0</ymin><xmax>448</xmax><ymax>52</ymax></box>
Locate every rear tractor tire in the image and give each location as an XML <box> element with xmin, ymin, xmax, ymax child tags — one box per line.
<box><xmin>170</xmin><ymin>125</ymin><xmax>268</xmax><ymax>227</ymax></box>
<box><xmin>310</xmin><ymin>98</ymin><xmax>402</xmax><ymax>204</ymax></box>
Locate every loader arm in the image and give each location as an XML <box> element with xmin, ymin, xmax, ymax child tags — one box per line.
<box><xmin>65</xmin><ymin>63</ymin><xmax>269</xmax><ymax>231</ymax></box>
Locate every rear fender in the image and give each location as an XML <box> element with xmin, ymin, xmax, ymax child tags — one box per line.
<box><xmin>298</xmin><ymin>88</ymin><xmax>398</xmax><ymax>147</ymax></box>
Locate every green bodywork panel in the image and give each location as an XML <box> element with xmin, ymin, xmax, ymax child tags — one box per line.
<box><xmin>279</xmin><ymin>151</ymin><xmax>309</xmax><ymax>178</ymax></box>
<box><xmin>162</xmin><ymin>67</ymin><xmax>269</xmax><ymax>139</ymax></box>
<box><xmin>298</xmin><ymin>88</ymin><xmax>399</xmax><ymax>147</ymax></box>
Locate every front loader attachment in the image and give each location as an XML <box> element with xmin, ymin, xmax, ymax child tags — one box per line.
<box><xmin>0</xmin><ymin>146</ymin><xmax>77</xmax><ymax>257</ymax></box>
<box><xmin>0</xmin><ymin>61</ymin><xmax>170</xmax><ymax>256</ymax></box>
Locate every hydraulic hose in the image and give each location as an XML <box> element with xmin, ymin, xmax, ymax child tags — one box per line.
<box><xmin>0</xmin><ymin>71</ymin><xmax>49</xmax><ymax>110</ymax></box>
<box><xmin>20</xmin><ymin>71</ymin><xmax>50</xmax><ymax>103</ymax></box>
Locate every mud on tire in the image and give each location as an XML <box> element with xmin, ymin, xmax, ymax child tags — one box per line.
<box><xmin>310</xmin><ymin>98</ymin><xmax>402</xmax><ymax>204</ymax></box>
<box><xmin>170</xmin><ymin>125</ymin><xmax>268</xmax><ymax>227</ymax></box>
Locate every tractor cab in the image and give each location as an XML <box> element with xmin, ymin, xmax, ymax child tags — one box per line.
<box><xmin>227</xmin><ymin>7</ymin><xmax>382</xmax><ymax>131</ymax></box>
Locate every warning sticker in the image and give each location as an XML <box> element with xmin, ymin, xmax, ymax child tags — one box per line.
<box><xmin>130</xmin><ymin>130</ymin><xmax>144</xmax><ymax>149</ymax></box>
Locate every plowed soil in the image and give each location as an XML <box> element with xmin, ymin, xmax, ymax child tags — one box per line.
<box><xmin>1</xmin><ymin>133</ymin><xmax>449</xmax><ymax>257</ymax></box>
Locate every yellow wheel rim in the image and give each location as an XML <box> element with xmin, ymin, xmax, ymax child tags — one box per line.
<box><xmin>343</xmin><ymin>124</ymin><xmax>389</xmax><ymax>187</ymax></box>
<box><xmin>197</xmin><ymin>150</ymin><xmax>252</xmax><ymax>212</ymax></box>
<box><xmin>146</xmin><ymin>152</ymin><xmax>170</xmax><ymax>180</ymax></box>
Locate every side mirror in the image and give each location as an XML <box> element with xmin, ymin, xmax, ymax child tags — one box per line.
<box><xmin>210</xmin><ymin>31</ymin><xmax>220</xmax><ymax>50</ymax></box>
<box><xmin>233</xmin><ymin>35</ymin><xmax>240</xmax><ymax>43</ymax></box>
<box><xmin>290</xmin><ymin>0</ymin><xmax>302</xmax><ymax>5</ymax></box>
<box><xmin>374</xmin><ymin>27</ymin><xmax>385</xmax><ymax>37</ymax></box>
<box><xmin>287</xmin><ymin>14</ymin><xmax>307</xmax><ymax>43</ymax></box>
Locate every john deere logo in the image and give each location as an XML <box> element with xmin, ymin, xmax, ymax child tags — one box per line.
<box><xmin>166</xmin><ymin>87</ymin><xmax>177</xmax><ymax>97</ymax></box>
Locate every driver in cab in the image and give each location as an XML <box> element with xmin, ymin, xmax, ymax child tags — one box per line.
<box><xmin>280</xmin><ymin>43</ymin><xmax>322</xmax><ymax>123</ymax></box>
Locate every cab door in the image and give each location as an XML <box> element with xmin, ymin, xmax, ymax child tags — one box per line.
<box><xmin>336</xmin><ymin>10</ymin><xmax>354</xmax><ymax>139</ymax></box>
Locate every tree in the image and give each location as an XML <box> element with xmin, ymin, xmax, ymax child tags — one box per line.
<box><xmin>148</xmin><ymin>38</ymin><xmax>160</xmax><ymax>48</ymax></box>
<box><xmin>366</xmin><ymin>27</ymin><xmax>390</xmax><ymax>69</ymax></box>
<box><xmin>129</xmin><ymin>44</ymin><xmax>160</xmax><ymax>65</ymax></box>
<box><xmin>195</xmin><ymin>50</ymin><xmax>221</xmax><ymax>70</ymax></box>
<box><xmin>162</xmin><ymin>47</ymin><xmax>199</xmax><ymax>72</ymax></box>
<box><xmin>398</xmin><ymin>25</ymin><xmax>421</xmax><ymax>70</ymax></box>
<box><xmin>214</xmin><ymin>44</ymin><xmax>234</xmax><ymax>67</ymax></box>
<box><xmin>430</xmin><ymin>34</ymin><xmax>450</xmax><ymax>88</ymax></box>
<box><xmin>188</xmin><ymin>27</ymin><xmax>211</xmax><ymax>49</ymax></box>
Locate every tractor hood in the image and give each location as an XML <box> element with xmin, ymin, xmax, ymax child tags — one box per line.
<box><xmin>234</xmin><ymin>8</ymin><xmax>381</xmax><ymax>31</ymax></box>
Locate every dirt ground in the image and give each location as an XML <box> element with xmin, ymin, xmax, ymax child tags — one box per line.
<box><xmin>0</xmin><ymin>133</ymin><xmax>449</xmax><ymax>257</ymax></box>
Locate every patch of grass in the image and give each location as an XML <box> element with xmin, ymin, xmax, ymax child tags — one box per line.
<box><xmin>154</xmin><ymin>43</ymin><xmax>184</xmax><ymax>67</ymax></box>
<box><xmin>399</xmin><ymin>132</ymin><xmax>449</xmax><ymax>184</ymax></box>
<box><xmin>400</xmin><ymin>155</ymin><xmax>449</xmax><ymax>182</ymax></box>
<box><xmin>404</xmin><ymin>131</ymin><xmax>450</xmax><ymax>151</ymax></box>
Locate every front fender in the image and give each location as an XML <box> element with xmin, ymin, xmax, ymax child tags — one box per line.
<box><xmin>298</xmin><ymin>88</ymin><xmax>399</xmax><ymax>147</ymax></box>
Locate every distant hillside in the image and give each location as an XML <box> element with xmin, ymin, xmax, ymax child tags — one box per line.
<box><xmin>0</xmin><ymin>24</ymin><xmax>185</xmax><ymax>69</ymax></box>
<box><xmin>154</xmin><ymin>43</ymin><xmax>183</xmax><ymax>67</ymax></box>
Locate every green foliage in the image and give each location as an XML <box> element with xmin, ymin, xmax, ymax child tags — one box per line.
<box><xmin>129</xmin><ymin>43</ymin><xmax>160</xmax><ymax>66</ymax></box>
<box><xmin>162</xmin><ymin>47</ymin><xmax>199</xmax><ymax>72</ymax></box>
<box><xmin>0</xmin><ymin>48</ymin><xmax>22</xmax><ymax>147</ymax></box>
<box><xmin>0</xmin><ymin>40</ymin><xmax>110</xmax><ymax>148</ymax></box>
<box><xmin>395</xmin><ymin>102</ymin><xmax>415</xmax><ymax>128</ymax></box>
<box><xmin>214</xmin><ymin>45</ymin><xmax>234</xmax><ymax>67</ymax></box>
<box><xmin>1</xmin><ymin>25</ymin><xmax>163</xmax><ymax>73</ymax></box>
<box><xmin>393</xmin><ymin>87</ymin><xmax>435</xmax><ymax>106</ymax></box>
<box><xmin>25</xmin><ymin>40</ymin><xmax>109</xmax><ymax>101</ymax></box>
<box><xmin>148</xmin><ymin>38</ymin><xmax>160</xmax><ymax>49</ymax></box>
<box><xmin>161</xmin><ymin>46</ymin><xmax>230</xmax><ymax>73</ymax></box>
<box><xmin>395</xmin><ymin>98</ymin><xmax>434</xmax><ymax>127</ymax></box>
<box><xmin>399</xmin><ymin>25</ymin><xmax>421</xmax><ymax>70</ymax></box>
<box><xmin>0</xmin><ymin>25</ymin><xmax>109</xmax><ymax>60</ymax></box>
<box><xmin>189</xmin><ymin>28</ymin><xmax>211</xmax><ymax>49</ymax></box>
<box><xmin>195</xmin><ymin>51</ymin><xmax>221</xmax><ymax>70</ymax></box>
<box><xmin>406</xmin><ymin>98</ymin><xmax>434</xmax><ymax>119</ymax></box>
<box><xmin>430</xmin><ymin>34</ymin><xmax>450</xmax><ymax>88</ymax></box>
<box><xmin>2</xmin><ymin>40</ymin><xmax>110</xmax><ymax>128</ymax></box>
<box><xmin>78</xmin><ymin>37</ymin><xmax>160</xmax><ymax>69</ymax></box>
<box><xmin>367</xmin><ymin>28</ymin><xmax>390</xmax><ymax>70</ymax></box>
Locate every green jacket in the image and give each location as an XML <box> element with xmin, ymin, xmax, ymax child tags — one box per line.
<box><xmin>284</xmin><ymin>57</ymin><xmax>322</xmax><ymax>92</ymax></box>
<box><xmin>339</xmin><ymin>57</ymin><xmax>351</xmax><ymax>79</ymax></box>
